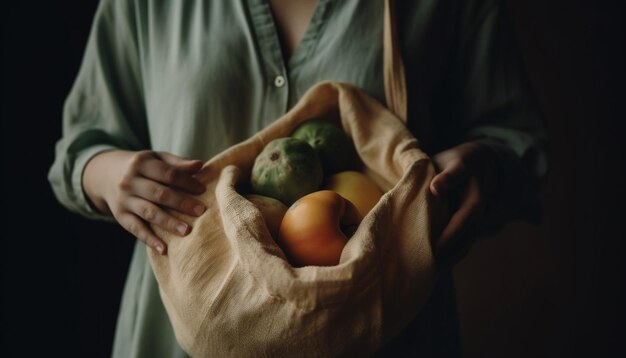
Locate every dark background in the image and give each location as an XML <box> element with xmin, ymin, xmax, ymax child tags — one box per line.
<box><xmin>1</xmin><ymin>1</ymin><xmax>624</xmax><ymax>357</ymax></box>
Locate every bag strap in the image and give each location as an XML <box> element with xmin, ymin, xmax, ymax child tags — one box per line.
<box><xmin>383</xmin><ymin>0</ymin><xmax>408</xmax><ymax>123</ymax></box>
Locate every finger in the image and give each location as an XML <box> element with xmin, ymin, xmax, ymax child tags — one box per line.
<box><xmin>138</xmin><ymin>156</ymin><xmax>205</xmax><ymax>195</ymax></box>
<box><xmin>430</xmin><ymin>159</ymin><xmax>469</xmax><ymax>197</ymax></box>
<box><xmin>154</xmin><ymin>151</ymin><xmax>204</xmax><ymax>173</ymax></box>
<box><xmin>132</xmin><ymin>177</ymin><xmax>207</xmax><ymax>217</ymax></box>
<box><xmin>118</xmin><ymin>212</ymin><xmax>167</xmax><ymax>255</ymax></box>
<box><xmin>125</xmin><ymin>197</ymin><xmax>191</xmax><ymax>237</ymax></box>
<box><xmin>435</xmin><ymin>177</ymin><xmax>485</xmax><ymax>256</ymax></box>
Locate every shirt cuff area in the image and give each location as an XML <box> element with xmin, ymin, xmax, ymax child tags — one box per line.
<box><xmin>465</xmin><ymin>126</ymin><xmax>548</xmax><ymax>180</ymax></box>
<box><xmin>466</xmin><ymin>137</ymin><xmax>544</xmax><ymax>231</ymax></box>
<box><xmin>70</xmin><ymin>144</ymin><xmax>120</xmax><ymax>222</ymax></box>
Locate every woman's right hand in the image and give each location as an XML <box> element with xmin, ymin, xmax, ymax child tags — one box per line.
<box><xmin>82</xmin><ymin>150</ymin><xmax>207</xmax><ymax>255</ymax></box>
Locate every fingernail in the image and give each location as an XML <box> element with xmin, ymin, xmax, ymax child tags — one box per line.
<box><xmin>156</xmin><ymin>244</ymin><xmax>164</xmax><ymax>254</ymax></box>
<box><xmin>194</xmin><ymin>205</ymin><xmax>205</xmax><ymax>216</ymax></box>
<box><xmin>177</xmin><ymin>223</ymin><xmax>188</xmax><ymax>235</ymax></box>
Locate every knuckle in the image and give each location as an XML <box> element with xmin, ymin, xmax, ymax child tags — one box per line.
<box><xmin>450</xmin><ymin>158</ymin><xmax>467</xmax><ymax>172</ymax></box>
<box><xmin>164</xmin><ymin>167</ymin><xmax>178</xmax><ymax>183</ymax></box>
<box><xmin>117</xmin><ymin>174</ymin><xmax>133</xmax><ymax>191</ymax></box>
<box><xmin>142</xmin><ymin>206</ymin><xmax>158</xmax><ymax>221</ymax></box>
<box><xmin>167</xmin><ymin>217</ymin><xmax>180</xmax><ymax>231</ymax></box>
<box><xmin>145</xmin><ymin>235</ymin><xmax>157</xmax><ymax>247</ymax></box>
<box><xmin>152</xmin><ymin>186</ymin><xmax>169</xmax><ymax>202</ymax></box>
<box><xmin>130</xmin><ymin>151</ymin><xmax>152</xmax><ymax>170</ymax></box>
<box><xmin>127</xmin><ymin>222</ymin><xmax>140</xmax><ymax>238</ymax></box>
<box><xmin>179</xmin><ymin>197</ymin><xmax>192</xmax><ymax>211</ymax></box>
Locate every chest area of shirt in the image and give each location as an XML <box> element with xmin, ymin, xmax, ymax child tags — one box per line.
<box><xmin>145</xmin><ymin>1</ymin><xmax>388</xmax><ymax>108</ymax></box>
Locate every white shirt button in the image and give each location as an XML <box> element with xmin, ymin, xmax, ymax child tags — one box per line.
<box><xmin>274</xmin><ymin>75</ymin><xmax>286</xmax><ymax>87</ymax></box>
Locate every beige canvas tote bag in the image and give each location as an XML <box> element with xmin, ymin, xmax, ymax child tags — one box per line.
<box><xmin>148</xmin><ymin>0</ymin><xmax>445</xmax><ymax>356</ymax></box>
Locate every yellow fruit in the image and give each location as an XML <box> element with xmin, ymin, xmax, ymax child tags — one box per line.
<box><xmin>325</xmin><ymin>171</ymin><xmax>383</xmax><ymax>218</ymax></box>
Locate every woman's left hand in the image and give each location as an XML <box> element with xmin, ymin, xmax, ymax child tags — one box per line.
<box><xmin>430</xmin><ymin>141</ymin><xmax>500</xmax><ymax>269</ymax></box>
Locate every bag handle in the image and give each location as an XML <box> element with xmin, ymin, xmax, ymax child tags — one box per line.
<box><xmin>383</xmin><ymin>0</ymin><xmax>407</xmax><ymax>123</ymax></box>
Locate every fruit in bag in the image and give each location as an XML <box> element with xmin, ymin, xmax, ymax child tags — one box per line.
<box><xmin>251</xmin><ymin>137</ymin><xmax>323</xmax><ymax>205</ymax></box>
<box><xmin>291</xmin><ymin>118</ymin><xmax>358</xmax><ymax>175</ymax></box>
<box><xmin>325</xmin><ymin>171</ymin><xmax>383</xmax><ymax>218</ymax></box>
<box><xmin>278</xmin><ymin>190</ymin><xmax>361</xmax><ymax>267</ymax></box>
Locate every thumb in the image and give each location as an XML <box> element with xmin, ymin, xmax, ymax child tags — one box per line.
<box><xmin>430</xmin><ymin>162</ymin><xmax>469</xmax><ymax>197</ymax></box>
<box><xmin>154</xmin><ymin>151</ymin><xmax>204</xmax><ymax>173</ymax></box>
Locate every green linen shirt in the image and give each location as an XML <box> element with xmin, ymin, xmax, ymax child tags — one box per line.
<box><xmin>49</xmin><ymin>0</ymin><xmax>547</xmax><ymax>356</ymax></box>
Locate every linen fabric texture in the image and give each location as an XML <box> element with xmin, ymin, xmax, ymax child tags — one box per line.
<box><xmin>148</xmin><ymin>81</ymin><xmax>444</xmax><ymax>357</ymax></box>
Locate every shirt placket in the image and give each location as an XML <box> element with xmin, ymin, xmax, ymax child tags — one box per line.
<box><xmin>247</xmin><ymin>0</ymin><xmax>290</xmax><ymax>127</ymax></box>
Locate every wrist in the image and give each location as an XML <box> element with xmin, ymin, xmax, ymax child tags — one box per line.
<box><xmin>82</xmin><ymin>149</ymin><xmax>127</xmax><ymax>215</ymax></box>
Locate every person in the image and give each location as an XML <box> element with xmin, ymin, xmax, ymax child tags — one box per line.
<box><xmin>49</xmin><ymin>0</ymin><xmax>547</xmax><ymax>356</ymax></box>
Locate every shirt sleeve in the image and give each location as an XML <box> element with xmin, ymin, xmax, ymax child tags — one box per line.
<box><xmin>457</xmin><ymin>0</ymin><xmax>548</xmax><ymax>229</ymax></box>
<box><xmin>48</xmin><ymin>0</ymin><xmax>149</xmax><ymax>221</ymax></box>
